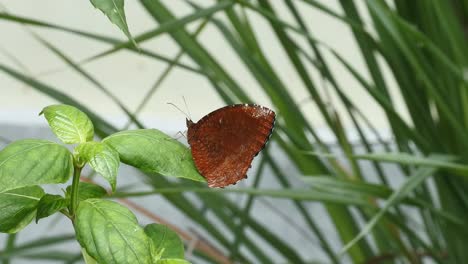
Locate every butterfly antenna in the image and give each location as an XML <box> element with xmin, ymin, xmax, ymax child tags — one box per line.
<box><xmin>167</xmin><ymin>102</ymin><xmax>190</xmax><ymax>120</ymax></box>
<box><xmin>182</xmin><ymin>96</ymin><xmax>192</xmax><ymax>120</ymax></box>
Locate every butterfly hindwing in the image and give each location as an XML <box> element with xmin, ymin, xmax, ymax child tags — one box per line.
<box><xmin>187</xmin><ymin>104</ymin><xmax>275</xmax><ymax>188</ymax></box>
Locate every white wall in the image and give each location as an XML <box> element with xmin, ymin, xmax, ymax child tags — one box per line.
<box><xmin>0</xmin><ymin>0</ymin><xmax>399</xmax><ymax>133</ymax></box>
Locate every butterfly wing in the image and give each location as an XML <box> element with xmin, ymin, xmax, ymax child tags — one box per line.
<box><xmin>187</xmin><ymin>104</ymin><xmax>276</xmax><ymax>188</ymax></box>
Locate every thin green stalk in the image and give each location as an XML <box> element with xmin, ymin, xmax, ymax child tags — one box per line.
<box><xmin>70</xmin><ymin>165</ymin><xmax>83</xmax><ymax>217</ymax></box>
<box><xmin>0</xmin><ymin>13</ymin><xmax>201</xmax><ymax>74</ymax></box>
<box><xmin>0</xmin><ymin>235</ymin><xmax>76</xmax><ymax>261</ymax></box>
<box><xmin>122</xmin><ymin>18</ymin><xmax>210</xmax><ymax>130</ymax></box>
<box><xmin>3</xmin><ymin>233</ymin><xmax>17</xmax><ymax>264</ymax></box>
<box><xmin>230</xmin><ymin>154</ymin><xmax>267</xmax><ymax>259</ymax></box>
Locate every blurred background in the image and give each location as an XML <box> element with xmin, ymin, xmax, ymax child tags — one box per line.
<box><xmin>0</xmin><ymin>0</ymin><xmax>393</xmax><ymax>130</ymax></box>
<box><xmin>0</xmin><ymin>0</ymin><xmax>467</xmax><ymax>264</ymax></box>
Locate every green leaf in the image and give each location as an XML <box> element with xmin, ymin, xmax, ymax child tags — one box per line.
<box><xmin>74</xmin><ymin>142</ymin><xmax>120</xmax><ymax>191</ymax></box>
<box><xmin>40</xmin><ymin>104</ymin><xmax>94</xmax><ymax>144</ymax></box>
<box><xmin>103</xmin><ymin>129</ymin><xmax>205</xmax><ymax>182</ymax></box>
<box><xmin>144</xmin><ymin>224</ymin><xmax>185</xmax><ymax>259</ymax></box>
<box><xmin>75</xmin><ymin>199</ymin><xmax>153</xmax><ymax>264</ymax></box>
<box><xmin>87</xmin><ymin>0</ymin><xmax>233</xmax><ymax>61</ymax></box>
<box><xmin>81</xmin><ymin>247</ymin><xmax>99</xmax><ymax>264</ymax></box>
<box><xmin>35</xmin><ymin>194</ymin><xmax>68</xmax><ymax>223</ymax></box>
<box><xmin>89</xmin><ymin>0</ymin><xmax>137</xmax><ymax>48</ymax></box>
<box><xmin>157</xmin><ymin>259</ymin><xmax>190</xmax><ymax>264</ymax></box>
<box><xmin>0</xmin><ymin>139</ymin><xmax>73</xmax><ymax>193</ymax></box>
<box><xmin>65</xmin><ymin>182</ymin><xmax>107</xmax><ymax>202</ymax></box>
<box><xmin>0</xmin><ymin>186</ymin><xmax>44</xmax><ymax>233</ymax></box>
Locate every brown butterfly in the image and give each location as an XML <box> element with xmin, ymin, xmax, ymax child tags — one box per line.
<box><xmin>186</xmin><ymin>104</ymin><xmax>276</xmax><ymax>188</ymax></box>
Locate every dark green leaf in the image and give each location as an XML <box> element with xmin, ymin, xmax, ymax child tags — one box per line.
<box><xmin>40</xmin><ymin>104</ymin><xmax>94</xmax><ymax>144</ymax></box>
<box><xmin>35</xmin><ymin>194</ymin><xmax>68</xmax><ymax>223</ymax></box>
<box><xmin>0</xmin><ymin>139</ymin><xmax>73</xmax><ymax>193</ymax></box>
<box><xmin>0</xmin><ymin>186</ymin><xmax>44</xmax><ymax>233</ymax></box>
<box><xmin>74</xmin><ymin>142</ymin><xmax>120</xmax><ymax>191</ymax></box>
<box><xmin>75</xmin><ymin>199</ymin><xmax>153</xmax><ymax>264</ymax></box>
<box><xmin>103</xmin><ymin>129</ymin><xmax>205</xmax><ymax>182</ymax></box>
<box><xmin>65</xmin><ymin>182</ymin><xmax>107</xmax><ymax>202</ymax></box>
<box><xmin>144</xmin><ymin>224</ymin><xmax>185</xmax><ymax>259</ymax></box>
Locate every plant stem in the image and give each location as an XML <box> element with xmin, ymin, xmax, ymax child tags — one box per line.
<box><xmin>70</xmin><ymin>165</ymin><xmax>83</xmax><ymax>217</ymax></box>
<box><xmin>3</xmin><ymin>233</ymin><xmax>17</xmax><ymax>264</ymax></box>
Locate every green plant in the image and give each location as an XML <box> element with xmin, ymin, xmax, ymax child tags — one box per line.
<box><xmin>0</xmin><ymin>104</ymin><xmax>195</xmax><ymax>264</ymax></box>
<box><xmin>1</xmin><ymin>0</ymin><xmax>468</xmax><ymax>264</ymax></box>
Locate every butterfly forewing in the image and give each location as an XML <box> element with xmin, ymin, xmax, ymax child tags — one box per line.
<box><xmin>187</xmin><ymin>104</ymin><xmax>276</xmax><ymax>188</ymax></box>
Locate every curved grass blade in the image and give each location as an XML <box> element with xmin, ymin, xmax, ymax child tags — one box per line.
<box><xmin>86</xmin><ymin>0</ymin><xmax>235</xmax><ymax>62</ymax></box>
<box><xmin>0</xmin><ymin>13</ymin><xmax>201</xmax><ymax>74</ymax></box>
<box><xmin>31</xmin><ymin>34</ymin><xmax>145</xmax><ymax>128</ymax></box>
<box><xmin>339</xmin><ymin>162</ymin><xmax>446</xmax><ymax>255</ymax></box>
<box><xmin>112</xmin><ymin>187</ymin><xmax>371</xmax><ymax>206</ymax></box>
<box><xmin>354</xmin><ymin>153</ymin><xmax>468</xmax><ymax>173</ymax></box>
<box><xmin>0</xmin><ymin>235</ymin><xmax>76</xmax><ymax>260</ymax></box>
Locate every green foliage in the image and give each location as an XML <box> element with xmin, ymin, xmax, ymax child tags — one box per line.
<box><xmin>35</xmin><ymin>194</ymin><xmax>68</xmax><ymax>223</ymax></box>
<box><xmin>103</xmin><ymin>129</ymin><xmax>205</xmax><ymax>182</ymax></box>
<box><xmin>41</xmin><ymin>104</ymin><xmax>95</xmax><ymax>144</ymax></box>
<box><xmin>65</xmin><ymin>182</ymin><xmax>107</xmax><ymax>202</ymax></box>
<box><xmin>145</xmin><ymin>224</ymin><xmax>185</xmax><ymax>260</ymax></box>
<box><xmin>0</xmin><ymin>186</ymin><xmax>44</xmax><ymax>233</ymax></box>
<box><xmin>1</xmin><ymin>0</ymin><xmax>468</xmax><ymax>263</ymax></box>
<box><xmin>0</xmin><ymin>139</ymin><xmax>73</xmax><ymax>193</ymax></box>
<box><xmin>75</xmin><ymin>141</ymin><xmax>120</xmax><ymax>191</ymax></box>
<box><xmin>0</xmin><ymin>104</ymin><xmax>192</xmax><ymax>263</ymax></box>
<box><xmin>75</xmin><ymin>199</ymin><xmax>153</xmax><ymax>264</ymax></box>
<box><xmin>89</xmin><ymin>0</ymin><xmax>137</xmax><ymax>47</ymax></box>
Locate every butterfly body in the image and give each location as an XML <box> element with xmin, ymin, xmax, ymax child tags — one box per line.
<box><xmin>187</xmin><ymin>104</ymin><xmax>276</xmax><ymax>188</ymax></box>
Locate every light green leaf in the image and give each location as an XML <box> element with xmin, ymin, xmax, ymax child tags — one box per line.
<box><xmin>35</xmin><ymin>194</ymin><xmax>68</xmax><ymax>223</ymax></box>
<box><xmin>40</xmin><ymin>104</ymin><xmax>94</xmax><ymax>144</ymax></box>
<box><xmin>144</xmin><ymin>224</ymin><xmax>185</xmax><ymax>259</ymax></box>
<box><xmin>89</xmin><ymin>0</ymin><xmax>137</xmax><ymax>48</ymax></box>
<box><xmin>81</xmin><ymin>247</ymin><xmax>99</xmax><ymax>264</ymax></box>
<box><xmin>75</xmin><ymin>199</ymin><xmax>153</xmax><ymax>264</ymax></box>
<box><xmin>66</xmin><ymin>182</ymin><xmax>107</xmax><ymax>202</ymax></box>
<box><xmin>75</xmin><ymin>142</ymin><xmax>120</xmax><ymax>191</ymax></box>
<box><xmin>0</xmin><ymin>186</ymin><xmax>44</xmax><ymax>233</ymax></box>
<box><xmin>103</xmin><ymin>129</ymin><xmax>205</xmax><ymax>182</ymax></box>
<box><xmin>0</xmin><ymin>139</ymin><xmax>73</xmax><ymax>193</ymax></box>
